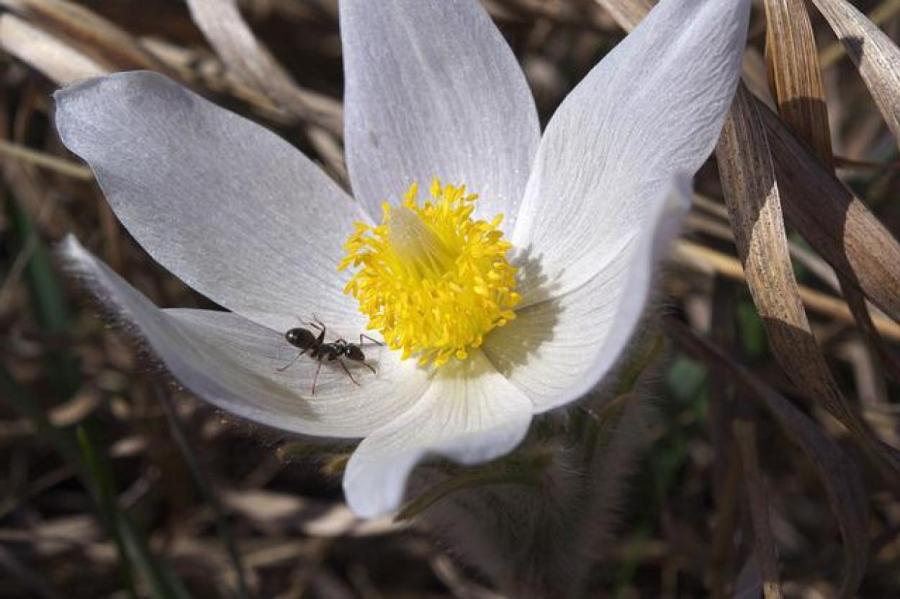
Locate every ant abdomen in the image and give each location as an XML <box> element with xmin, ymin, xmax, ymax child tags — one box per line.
<box><xmin>285</xmin><ymin>327</ymin><xmax>317</xmax><ymax>349</ymax></box>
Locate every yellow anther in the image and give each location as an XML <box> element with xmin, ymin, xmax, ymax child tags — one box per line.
<box><xmin>338</xmin><ymin>179</ymin><xmax>519</xmax><ymax>366</ymax></box>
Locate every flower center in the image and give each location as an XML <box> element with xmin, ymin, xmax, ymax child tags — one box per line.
<box><xmin>339</xmin><ymin>180</ymin><xmax>520</xmax><ymax>366</ymax></box>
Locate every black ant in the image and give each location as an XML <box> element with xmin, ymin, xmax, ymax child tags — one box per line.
<box><xmin>277</xmin><ymin>316</ymin><xmax>382</xmax><ymax>395</ymax></box>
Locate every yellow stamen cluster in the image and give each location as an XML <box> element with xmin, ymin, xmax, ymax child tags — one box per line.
<box><xmin>339</xmin><ymin>180</ymin><xmax>520</xmax><ymax>366</ymax></box>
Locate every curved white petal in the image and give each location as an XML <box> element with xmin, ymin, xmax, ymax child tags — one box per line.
<box><xmin>340</xmin><ymin>0</ymin><xmax>540</xmax><ymax>231</ymax></box>
<box><xmin>512</xmin><ymin>0</ymin><xmax>749</xmax><ymax>302</ymax></box>
<box><xmin>61</xmin><ymin>237</ymin><xmax>431</xmax><ymax>438</ymax></box>
<box><xmin>485</xmin><ymin>178</ymin><xmax>691</xmax><ymax>412</ymax></box>
<box><xmin>55</xmin><ymin>71</ymin><xmax>369</xmax><ymax>334</ymax></box>
<box><xmin>343</xmin><ymin>350</ymin><xmax>532</xmax><ymax>518</ymax></box>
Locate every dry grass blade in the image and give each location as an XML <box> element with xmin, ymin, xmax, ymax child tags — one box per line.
<box><xmin>0</xmin><ymin>13</ymin><xmax>106</xmax><ymax>85</ymax></box>
<box><xmin>751</xmin><ymin>0</ymin><xmax>900</xmax><ymax>476</ymax></box>
<box><xmin>0</xmin><ymin>139</ymin><xmax>92</xmax><ymax>179</ymax></box>
<box><xmin>186</xmin><ymin>0</ymin><xmax>342</xmax><ymax>134</ymax></box>
<box><xmin>812</xmin><ymin>0</ymin><xmax>900</xmax><ymax>145</ymax></box>
<box><xmin>715</xmin><ymin>84</ymin><xmax>885</xmax><ymax>457</ymax></box>
<box><xmin>665</xmin><ymin>318</ymin><xmax>869</xmax><ymax>598</ymax></box>
<box><xmin>716</xmin><ymin>85</ymin><xmax>850</xmax><ymax>422</ymax></box>
<box><xmin>0</xmin><ymin>0</ymin><xmax>170</xmax><ymax>75</ymax></box>
<box><xmin>714</xmin><ymin>89</ymin><xmax>888</xmax><ymax>595</ymax></box>
<box><xmin>820</xmin><ymin>0</ymin><xmax>900</xmax><ymax>68</ymax></box>
<box><xmin>674</xmin><ymin>240</ymin><xmax>900</xmax><ymax>341</ymax></box>
<box><xmin>718</xmin><ymin>70</ymin><xmax>897</xmax><ymax>517</ymax></box>
<box><xmin>593</xmin><ymin>0</ymin><xmax>651</xmax><ymax>31</ymax></box>
<box><xmin>759</xmin><ymin>103</ymin><xmax>900</xmax><ymax>326</ymax></box>
<box><xmin>732</xmin><ymin>419</ymin><xmax>783</xmax><ymax>599</ymax></box>
<box><xmin>765</xmin><ymin>0</ymin><xmax>900</xmax><ymax>384</ymax></box>
<box><xmin>764</xmin><ymin>0</ymin><xmax>833</xmax><ymax>163</ymax></box>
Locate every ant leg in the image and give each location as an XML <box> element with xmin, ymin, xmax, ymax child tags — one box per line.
<box><xmin>276</xmin><ymin>349</ymin><xmax>308</xmax><ymax>372</ymax></box>
<box><xmin>338</xmin><ymin>359</ymin><xmax>360</xmax><ymax>386</ymax></box>
<box><xmin>310</xmin><ymin>360</ymin><xmax>323</xmax><ymax>396</ymax></box>
<box><xmin>359</xmin><ymin>334</ymin><xmax>384</xmax><ymax>347</ymax></box>
<box><xmin>299</xmin><ymin>317</ymin><xmax>325</xmax><ymax>332</ymax></box>
<box><xmin>310</xmin><ymin>313</ymin><xmax>327</xmax><ymax>331</ymax></box>
<box><xmin>360</xmin><ymin>361</ymin><xmax>377</xmax><ymax>375</ymax></box>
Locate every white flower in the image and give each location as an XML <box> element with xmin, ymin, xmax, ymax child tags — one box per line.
<box><xmin>56</xmin><ymin>0</ymin><xmax>749</xmax><ymax>517</ymax></box>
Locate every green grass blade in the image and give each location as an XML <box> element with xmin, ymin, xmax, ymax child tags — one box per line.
<box><xmin>76</xmin><ymin>425</ymin><xmax>193</xmax><ymax>599</ymax></box>
<box><xmin>157</xmin><ymin>388</ymin><xmax>253</xmax><ymax>599</ymax></box>
<box><xmin>5</xmin><ymin>193</ymin><xmax>80</xmax><ymax>396</ymax></box>
<box><xmin>75</xmin><ymin>425</ymin><xmax>139</xmax><ymax>598</ymax></box>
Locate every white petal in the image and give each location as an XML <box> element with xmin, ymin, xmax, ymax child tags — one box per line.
<box><xmin>55</xmin><ymin>71</ymin><xmax>369</xmax><ymax>333</ymax></box>
<box><xmin>342</xmin><ymin>350</ymin><xmax>532</xmax><ymax>518</ymax></box>
<box><xmin>512</xmin><ymin>0</ymin><xmax>749</xmax><ymax>301</ymax></box>
<box><xmin>61</xmin><ymin>237</ymin><xmax>431</xmax><ymax>438</ymax></box>
<box><xmin>340</xmin><ymin>0</ymin><xmax>540</xmax><ymax>231</ymax></box>
<box><xmin>485</xmin><ymin>178</ymin><xmax>691</xmax><ymax>412</ymax></box>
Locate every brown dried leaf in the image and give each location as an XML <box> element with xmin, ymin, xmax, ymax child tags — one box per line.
<box><xmin>186</xmin><ymin>0</ymin><xmax>342</xmax><ymax>134</ymax></box>
<box><xmin>718</xmin><ymin>3</ymin><xmax>900</xmax><ymax>502</ymax></box>
<box><xmin>764</xmin><ymin>0</ymin><xmax>833</xmax><ymax>163</ymax></box>
<box><xmin>715</xmin><ymin>89</ymin><xmax>897</xmax><ymax>555</ymax></box>
<box><xmin>665</xmin><ymin>318</ymin><xmax>869</xmax><ymax>598</ymax></box>
<box><xmin>760</xmin><ymin>103</ymin><xmax>900</xmax><ymax>326</ymax></box>
<box><xmin>726</xmin><ymin>0</ymin><xmax>900</xmax><ymax>484</ymax></box>
<box><xmin>716</xmin><ymin>85</ymin><xmax>847</xmax><ymax>420</ymax></box>
<box><xmin>812</xmin><ymin>0</ymin><xmax>900</xmax><ymax>146</ymax></box>
<box><xmin>819</xmin><ymin>0</ymin><xmax>900</xmax><ymax>69</ymax></box>
<box><xmin>765</xmin><ymin>0</ymin><xmax>900</xmax><ymax>384</ymax></box>
<box><xmin>0</xmin><ymin>14</ymin><xmax>107</xmax><ymax>85</ymax></box>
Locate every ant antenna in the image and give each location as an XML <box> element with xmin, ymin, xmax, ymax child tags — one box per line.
<box><xmin>359</xmin><ymin>333</ymin><xmax>384</xmax><ymax>346</ymax></box>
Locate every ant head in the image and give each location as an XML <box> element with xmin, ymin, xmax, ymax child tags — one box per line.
<box><xmin>346</xmin><ymin>345</ymin><xmax>366</xmax><ymax>361</ymax></box>
<box><xmin>285</xmin><ymin>327</ymin><xmax>316</xmax><ymax>348</ymax></box>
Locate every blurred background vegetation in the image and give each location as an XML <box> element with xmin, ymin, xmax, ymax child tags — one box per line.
<box><xmin>1</xmin><ymin>0</ymin><xmax>900</xmax><ymax>597</ymax></box>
